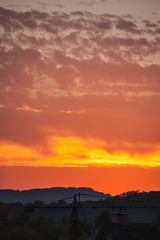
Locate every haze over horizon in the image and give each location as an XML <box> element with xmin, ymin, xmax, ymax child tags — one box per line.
<box><xmin>0</xmin><ymin>0</ymin><xmax>160</xmax><ymax>195</ymax></box>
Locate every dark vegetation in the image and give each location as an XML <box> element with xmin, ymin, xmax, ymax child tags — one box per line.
<box><xmin>0</xmin><ymin>201</ymin><xmax>111</xmax><ymax>240</ymax></box>
<box><xmin>115</xmin><ymin>190</ymin><xmax>160</xmax><ymax>201</ymax></box>
<box><xmin>0</xmin><ymin>190</ymin><xmax>160</xmax><ymax>239</ymax></box>
<box><xmin>97</xmin><ymin>223</ymin><xmax>160</xmax><ymax>240</ymax></box>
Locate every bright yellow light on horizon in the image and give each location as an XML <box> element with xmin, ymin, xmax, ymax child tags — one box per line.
<box><xmin>0</xmin><ymin>137</ymin><xmax>160</xmax><ymax>168</ymax></box>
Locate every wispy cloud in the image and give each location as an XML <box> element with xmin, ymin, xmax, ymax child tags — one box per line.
<box><xmin>16</xmin><ymin>105</ymin><xmax>42</xmax><ymax>113</ymax></box>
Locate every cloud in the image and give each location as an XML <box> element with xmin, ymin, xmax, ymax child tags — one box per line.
<box><xmin>0</xmin><ymin>7</ymin><xmax>160</xmax><ymax>162</ymax></box>
<box><xmin>0</xmin><ymin>46</ymin><xmax>42</xmax><ymax>92</ymax></box>
<box><xmin>116</xmin><ymin>18</ymin><xmax>139</xmax><ymax>33</ymax></box>
<box><xmin>59</xmin><ymin>108</ymin><xmax>96</xmax><ymax>114</ymax></box>
<box><xmin>52</xmin><ymin>3</ymin><xmax>64</xmax><ymax>8</ymax></box>
<box><xmin>0</xmin><ymin>93</ymin><xmax>159</xmax><ymax>153</ymax></box>
<box><xmin>38</xmin><ymin>2</ymin><xmax>50</xmax><ymax>7</ymax></box>
<box><xmin>16</xmin><ymin>105</ymin><xmax>42</xmax><ymax>113</ymax></box>
<box><xmin>95</xmin><ymin>20</ymin><xmax>112</xmax><ymax>30</ymax></box>
<box><xmin>155</xmin><ymin>28</ymin><xmax>160</xmax><ymax>34</ymax></box>
<box><xmin>78</xmin><ymin>0</ymin><xmax>97</xmax><ymax>7</ymax></box>
<box><xmin>143</xmin><ymin>20</ymin><xmax>158</xmax><ymax>28</ymax></box>
<box><xmin>0</xmin><ymin>7</ymin><xmax>159</xmax><ymax>66</ymax></box>
<box><xmin>0</xmin><ymin>137</ymin><xmax>160</xmax><ymax>167</ymax></box>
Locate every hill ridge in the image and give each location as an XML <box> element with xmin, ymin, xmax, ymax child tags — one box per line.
<box><xmin>0</xmin><ymin>187</ymin><xmax>111</xmax><ymax>203</ymax></box>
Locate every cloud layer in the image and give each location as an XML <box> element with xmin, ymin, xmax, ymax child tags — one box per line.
<box><xmin>0</xmin><ymin>7</ymin><xmax>160</xmax><ymax>167</ymax></box>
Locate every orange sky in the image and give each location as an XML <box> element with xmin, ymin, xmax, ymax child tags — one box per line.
<box><xmin>0</xmin><ymin>166</ymin><xmax>160</xmax><ymax>196</ymax></box>
<box><xmin>0</xmin><ymin>1</ymin><xmax>160</xmax><ymax>195</ymax></box>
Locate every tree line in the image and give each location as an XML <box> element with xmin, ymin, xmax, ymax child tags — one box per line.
<box><xmin>0</xmin><ymin>201</ymin><xmax>111</xmax><ymax>240</ymax></box>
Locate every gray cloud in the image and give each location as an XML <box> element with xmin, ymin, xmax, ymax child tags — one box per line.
<box><xmin>155</xmin><ymin>28</ymin><xmax>160</xmax><ymax>34</ymax></box>
<box><xmin>143</xmin><ymin>20</ymin><xmax>158</xmax><ymax>28</ymax></box>
<box><xmin>116</xmin><ymin>18</ymin><xmax>139</xmax><ymax>33</ymax></box>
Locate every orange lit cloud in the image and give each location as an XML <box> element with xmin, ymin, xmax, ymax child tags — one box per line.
<box><xmin>0</xmin><ymin>137</ymin><xmax>160</xmax><ymax>168</ymax></box>
<box><xmin>16</xmin><ymin>105</ymin><xmax>42</xmax><ymax>112</ymax></box>
<box><xmin>0</xmin><ymin>141</ymin><xmax>41</xmax><ymax>166</ymax></box>
<box><xmin>0</xmin><ymin>104</ymin><xmax>5</xmax><ymax>108</ymax></box>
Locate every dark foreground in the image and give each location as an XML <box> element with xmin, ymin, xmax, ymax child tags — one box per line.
<box><xmin>94</xmin><ymin>223</ymin><xmax>160</xmax><ymax>240</ymax></box>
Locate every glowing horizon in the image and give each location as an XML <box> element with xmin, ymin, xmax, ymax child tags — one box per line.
<box><xmin>0</xmin><ymin>137</ymin><xmax>160</xmax><ymax>168</ymax></box>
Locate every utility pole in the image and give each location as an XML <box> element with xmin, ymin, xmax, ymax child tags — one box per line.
<box><xmin>24</xmin><ymin>193</ymin><xmax>160</xmax><ymax>240</ymax></box>
<box><xmin>71</xmin><ymin>194</ymin><xmax>78</xmax><ymax>240</ymax></box>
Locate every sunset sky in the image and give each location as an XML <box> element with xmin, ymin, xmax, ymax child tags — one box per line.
<box><xmin>0</xmin><ymin>0</ymin><xmax>160</xmax><ymax>195</ymax></box>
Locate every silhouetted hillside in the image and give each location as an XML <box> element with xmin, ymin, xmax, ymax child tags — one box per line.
<box><xmin>115</xmin><ymin>190</ymin><xmax>160</xmax><ymax>201</ymax></box>
<box><xmin>0</xmin><ymin>187</ymin><xmax>111</xmax><ymax>203</ymax></box>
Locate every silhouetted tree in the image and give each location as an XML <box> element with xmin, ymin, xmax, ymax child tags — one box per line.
<box><xmin>95</xmin><ymin>210</ymin><xmax>111</xmax><ymax>227</ymax></box>
<box><xmin>153</xmin><ymin>213</ymin><xmax>160</xmax><ymax>223</ymax></box>
<box><xmin>79</xmin><ymin>219</ymin><xmax>94</xmax><ymax>240</ymax></box>
<box><xmin>33</xmin><ymin>200</ymin><xmax>45</xmax><ymax>207</ymax></box>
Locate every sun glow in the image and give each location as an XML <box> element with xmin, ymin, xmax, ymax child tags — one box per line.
<box><xmin>0</xmin><ymin>137</ymin><xmax>160</xmax><ymax>168</ymax></box>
